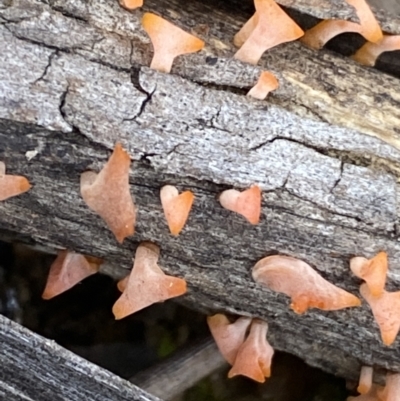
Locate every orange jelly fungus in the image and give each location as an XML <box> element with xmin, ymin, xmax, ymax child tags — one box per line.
<box><xmin>160</xmin><ymin>185</ymin><xmax>194</xmax><ymax>236</ymax></box>
<box><xmin>0</xmin><ymin>161</ymin><xmax>31</xmax><ymax>201</ymax></box>
<box><xmin>207</xmin><ymin>314</ymin><xmax>252</xmax><ymax>364</ymax></box>
<box><xmin>80</xmin><ymin>143</ymin><xmax>136</xmax><ymax>244</ymax></box>
<box><xmin>253</xmin><ymin>255</ymin><xmax>361</xmax><ymax>314</ymax></box>
<box><xmin>301</xmin><ymin>0</ymin><xmax>382</xmax><ymax>49</ymax></box>
<box><xmin>247</xmin><ymin>71</ymin><xmax>279</xmax><ymax>100</ymax></box>
<box><xmin>350</xmin><ymin>251</ymin><xmax>387</xmax><ymax>296</ymax></box>
<box><xmin>353</xmin><ymin>35</ymin><xmax>400</xmax><ymax>66</ymax></box>
<box><xmin>42</xmin><ymin>250</ymin><xmax>101</xmax><ymax>300</ymax></box>
<box><xmin>228</xmin><ymin>319</ymin><xmax>274</xmax><ymax>383</ymax></box>
<box><xmin>112</xmin><ymin>242</ymin><xmax>187</xmax><ymax>319</ymax></box>
<box><xmin>360</xmin><ymin>284</ymin><xmax>400</xmax><ymax>346</ymax></box>
<box><xmin>234</xmin><ymin>0</ymin><xmax>304</xmax><ymax>65</ymax></box>
<box><xmin>219</xmin><ymin>185</ymin><xmax>261</xmax><ymax>225</ymax></box>
<box><xmin>119</xmin><ymin>0</ymin><xmax>143</xmax><ymax>10</ymax></box>
<box><xmin>357</xmin><ymin>366</ymin><xmax>373</xmax><ymax>395</ymax></box>
<box><xmin>142</xmin><ymin>13</ymin><xmax>205</xmax><ymax>73</ymax></box>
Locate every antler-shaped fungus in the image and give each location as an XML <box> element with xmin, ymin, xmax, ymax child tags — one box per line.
<box><xmin>160</xmin><ymin>185</ymin><xmax>194</xmax><ymax>236</ymax></box>
<box><xmin>253</xmin><ymin>255</ymin><xmax>361</xmax><ymax>314</ymax></box>
<box><xmin>247</xmin><ymin>71</ymin><xmax>279</xmax><ymax>100</ymax></box>
<box><xmin>301</xmin><ymin>0</ymin><xmax>382</xmax><ymax>50</ymax></box>
<box><xmin>353</xmin><ymin>35</ymin><xmax>400</xmax><ymax>66</ymax></box>
<box><xmin>42</xmin><ymin>250</ymin><xmax>101</xmax><ymax>300</ymax></box>
<box><xmin>142</xmin><ymin>13</ymin><xmax>205</xmax><ymax>73</ymax></box>
<box><xmin>119</xmin><ymin>0</ymin><xmax>143</xmax><ymax>10</ymax></box>
<box><xmin>207</xmin><ymin>314</ymin><xmax>252</xmax><ymax>364</ymax></box>
<box><xmin>350</xmin><ymin>252</ymin><xmax>387</xmax><ymax>296</ymax></box>
<box><xmin>112</xmin><ymin>242</ymin><xmax>187</xmax><ymax>319</ymax></box>
<box><xmin>0</xmin><ymin>162</ymin><xmax>31</xmax><ymax>201</ymax></box>
<box><xmin>234</xmin><ymin>0</ymin><xmax>304</xmax><ymax>65</ymax></box>
<box><xmin>360</xmin><ymin>284</ymin><xmax>400</xmax><ymax>346</ymax></box>
<box><xmin>228</xmin><ymin>319</ymin><xmax>274</xmax><ymax>383</ymax></box>
<box><xmin>80</xmin><ymin>143</ymin><xmax>136</xmax><ymax>243</ymax></box>
<box><xmin>219</xmin><ymin>185</ymin><xmax>261</xmax><ymax>225</ymax></box>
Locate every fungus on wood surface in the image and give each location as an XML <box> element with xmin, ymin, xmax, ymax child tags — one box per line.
<box><xmin>360</xmin><ymin>284</ymin><xmax>400</xmax><ymax>346</ymax></box>
<box><xmin>0</xmin><ymin>161</ymin><xmax>31</xmax><ymax>201</ymax></box>
<box><xmin>247</xmin><ymin>71</ymin><xmax>279</xmax><ymax>100</ymax></box>
<box><xmin>252</xmin><ymin>255</ymin><xmax>361</xmax><ymax>314</ymax></box>
<box><xmin>378</xmin><ymin>372</ymin><xmax>400</xmax><ymax>401</ymax></box>
<box><xmin>219</xmin><ymin>185</ymin><xmax>261</xmax><ymax>225</ymax></box>
<box><xmin>353</xmin><ymin>35</ymin><xmax>400</xmax><ymax>66</ymax></box>
<box><xmin>301</xmin><ymin>0</ymin><xmax>382</xmax><ymax>50</ymax></box>
<box><xmin>80</xmin><ymin>142</ymin><xmax>136</xmax><ymax>244</ymax></box>
<box><xmin>228</xmin><ymin>319</ymin><xmax>274</xmax><ymax>383</ymax></box>
<box><xmin>112</xmin><ymin>242</ymin><xmax>187</xmax><ymax>319</ymax></box>
<box><xmin>347</xmin><ymin>384</ymin><xmax>383</xmax><ymax>401</ymax></box>
<box><xmin>234</xmin><ymin>0</ymin><xmax>304</xmax><ymax>65</ymax></box>
<box><xmin>42</xmin><ymin>250</ymin><xmax>102</xmax><ymax>300</ymax></box>
<box><xmin>350</xmin><ymin>251</ymin><xmax>387</xmax><ymax>296</ymax></box>
<box><xmin>160</xmin><ymin>185</ymin><xmax>194</xmax><ymax>236</ymax></box>
<box><xmin>142</xmin><ymin>13</ymin><xmax>205</xmax><ymax>73</ymax></box>
<box><xmin>119</xmin><ymin>0</ymin><xmax>143</xmax><ymax>10</ymax></box>
<box><xmin>207</xmin><ymin>314</ymin><xmax>252</xmax><ymax>364</ymax></box>
<box><xmin>357</xmin><ymin>366</ymin><xmax>373</xmax><ymax>395</ymax></box>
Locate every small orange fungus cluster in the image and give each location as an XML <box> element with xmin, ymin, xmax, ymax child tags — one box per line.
<box><xmin>253</xmin><ymin>255</ymin><xmax>361</xmax><ymax>313</ymax></box>
<box><xmin>351</xmin><ymin>252</ymin><xmax>400</xmax><ymax>346</ymax></box>
<box><xmin>208</xmin><ymin>314</ymin><xmax>273</xmax><ymax>383</ymax></box>
<box><xmin>112</xmin><ymin>242</ymin><xmax>187</xmax><ymax>319</ymax></box>
<box><xmin>0</xmin><ymin>161</ymin><xmax>31</xmax><ymax>201</ymax></box>
<box><xmin>42</xmin><ymin>251</ymin><xmax>102</xmax><ymax>299</ymax></box>
<box><xmin>142</xmin><ymin>13</ymin><xmax>205</xmax><ymax>73</ymax></box>
<box><xmin>301</xmin><ymin>0</ymin><xmax>382</xmax><ymax>49</ymax></box>
<box><xmin>80</xmin><ymin>143</ymin><xmax>136</xmax><ymax>243</ymax></box>
<box><xmin>219</xmin><ymin>185</ymin><xmax>261</xmax><ymax>225</ymax></box>
<box><xmin>247</xmin><ymin>71</ymin><xmax>279</xmax><ymax>100</ymax></box>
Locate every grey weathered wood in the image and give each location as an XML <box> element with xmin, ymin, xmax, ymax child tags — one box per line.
<box><xmin>1</xmin><ymin>0</ymin><xmax>400</xmax><ymax>388</ymax></box>
<box><xmin>0</xmin><ymin>314</ymin><xmax>161</xmax><ymax>401</ymax></box>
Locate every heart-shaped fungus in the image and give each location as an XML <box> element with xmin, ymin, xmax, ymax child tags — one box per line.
<box><xmin>80</xmin><ymin>143</ymin><xmax>136</xmax><ymax>244</ymax></box>
<box><xmin>112</xmin><ymin>242</ymin><xmax>187</xmax><ymax>319</ymax></box>
<box><xmin>234</xmin><ymin>0</ymin><xmax>304</xmax><ymax>65</ymax></box>
<box><xmin>0</xmin><ymin>161</ymin><xmax>31</xmax><ymax>201</ymax></box>
<box><xmin>119</xmin><ymin>0</ymin><xmax>143</xmax><ymax>10</ymax></box>
<box><xmin>247</xmin><ymin>71</ymin><xmax>279</xmax><ymax>100</ymax></box>
<box><xmin>360</xmin><ymin>284</ymin><xmax>400</xmax><ymax>346</ymax></box>
<box><xmin>350</xmin><ymin>252</ymin><xmax>387</xmax><ymax>296</ymax></box>
<box><xmin>253</xmin><ymin>255</ymin><xmax>361</xmax><ymax>314</ymax></box>
<box><xmin>160</xmin><ymin>185</ymin><xmax>194</xmax><ymax>236</ymax></box>
<box><xmin>219</xmin><ymin>185</ymin><xmax>261</xmax><ymax>225</ymax></box>
<box><xmin>357</xmin><ymin>366</ymin><xmax>374</xmax><ymax>395</ymax></box>
<box><xmin>228</xmin><ymin>319</ymin><xmax>274</xmax><ymax>383</ymax></box>
<box><xmin>142</xmin><ymin>13</ymin><xmax>205</xmax><ymax>73</ymax></box>
<box><xmin>42</xmin><ymin>250</ymin><xmax>102</xmax><ymax>300</ymax></box>
<box><xmin>207</xmin><ymin>314</ymin><xmax>252</xmax><ymax>364</ymax></box>
<box><xmin>300</xmin><ymin>0</ymin><xmax>382</xmax><ymax>49</ymax></box>
<box><xmin>353</xmin><ymin>35</ymin><xmax>400</xmax><ymax>66</ymax></box>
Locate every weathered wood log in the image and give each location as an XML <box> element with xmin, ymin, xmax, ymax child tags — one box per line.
<box><xmin>0</xmin><ymin>313</ymin><xmax>161</xmax><ymax>401</ymax></box>
<box><xmin>1</xmin><ymin>0</ymin><xmax>400</xmax><ymax>389</ymax></box>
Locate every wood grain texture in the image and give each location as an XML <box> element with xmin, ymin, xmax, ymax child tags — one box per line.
<box><xmin>0</xmin><ymin>314</ymin><xmax>161</xmax><ymax>401</ymax></box>
<box><xmin>1</xmin><ymin>0</ymin><xmax>400</xmax><ymax>387</ymax></box>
